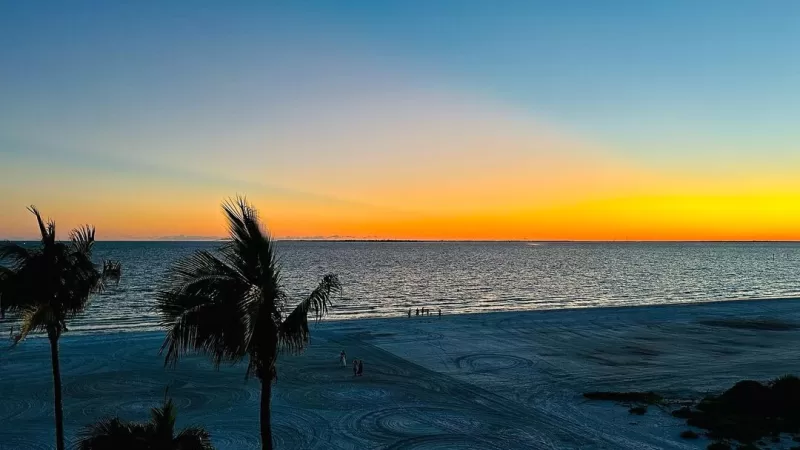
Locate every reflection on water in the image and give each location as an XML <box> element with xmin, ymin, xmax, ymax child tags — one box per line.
<box><xmin>4</xmin><ymin>241</ymin><xmax>800</xmax><ymax>334</ymax></box>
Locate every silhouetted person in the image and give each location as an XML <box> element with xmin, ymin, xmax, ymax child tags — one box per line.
<box><xmin>416</xmin><ymin>308</ymin><xmax>419</xmax><ymax>316</ymax></box>
<box><xmin>407</xmin><ymin>309</ymin><xmax>411</xmax><ymax>318</ymax></box>
<box><xmin>438</xmin><ymin>309</ymin><xmax>441</xmax><ymax>317</ymax></box>
<box><xmin>357</xmin><ymin>360</ymin><xmax>363</xmax><ymax>376</ymax></box>
<box><xmin>352</xmin><ymin>359</ymin><xmax>358</xmax><ymax>377</ymax></box>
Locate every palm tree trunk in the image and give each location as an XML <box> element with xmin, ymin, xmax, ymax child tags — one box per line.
<box><xmin>260</xmin><ymin>379</ymin><xmax>273</xmax><ymax>450</ymax></box>
<box><xmin>48</xmin><ymin>329</ymin><xmax>65</xmax><ymax>450</ymax></box>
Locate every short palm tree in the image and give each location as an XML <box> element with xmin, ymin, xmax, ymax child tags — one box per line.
<box><xmin>0</xmin><ymin>207</ymin><xmax>120</xmax><ymax>450</ymax></box>
<box><xmin>156</xmin><ymin>197</ymin><xmax>342</xmax><ymax>450</ymax></box>
<box><xmin>76</xmin><ymin>394</ymin><xmax>214</xmax><ymax>450</ymax></box>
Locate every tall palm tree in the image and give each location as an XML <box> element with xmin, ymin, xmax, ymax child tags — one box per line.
<box><xmin>76</xmin><ymin>394</ymin><xmax>214</xmax><ymax>450</ymax></box>
<box><xmin>156</xmin><ymin>197</ymin><xmax>341</xmax><ymax>450</ymax></box>
<box><xmin>0</xmin><ymin>207</ymin><xmax>119</xmax><ymax>450</ymax></box>
<box><xmin>0</xmin><ymin>265</ymin><xmax>10</xmax><ymax>319</ymax></box>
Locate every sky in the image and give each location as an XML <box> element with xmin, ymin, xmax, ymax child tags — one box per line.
<box><xmin>1</xmin><ymin>1</ymin><xmax>799</xmax><ymax>240</ymax></box>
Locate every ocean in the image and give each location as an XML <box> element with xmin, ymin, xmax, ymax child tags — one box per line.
<box><xmin>3</xmin><ymin>241</ymin><xmax>800</xmax><ymax>334</ymax></box>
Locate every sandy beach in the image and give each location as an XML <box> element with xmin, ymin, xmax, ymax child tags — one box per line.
<box><xmin>3</xmin><ymin>298</ymin><xmax>800</xmax><ymax>449</ymax></box>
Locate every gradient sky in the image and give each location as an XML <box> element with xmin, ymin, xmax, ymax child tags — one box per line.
<box><xmin>2</xmin><ymin>1</ymin><xmax>800</xmax><ymax>240</ymax></box>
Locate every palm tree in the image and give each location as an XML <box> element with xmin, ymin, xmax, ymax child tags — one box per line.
<box><xmin>156</xmin><ymin>197</ymin><xmax>341</xmax><ymax>450</ymax></box>
<box><xmin>0</xmin><ymin>265</ymin><xmax>10</xmax><ymax>319</ymax></box>
<box><xmin>0</xmin><ymin>207</ymin><xmax>120</xmax><ymax>450</ymax></box>
<box><xmin>76</xmin><ymin>394</ymin><xmax>214</xmax><ymax>450</ymax></box>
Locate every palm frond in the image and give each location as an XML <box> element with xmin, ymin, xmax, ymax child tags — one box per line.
<box><xmin>0</xmin><ymin>249</ymin><xmax>47</xmax><ymax>311</ymax></box>
<box><xmin>74</xmin><ymin>417</ymin><xmax>149</xmax><ymax>450</ymax></box>
<box><xmin>60</xmin><ymin>248</ymin><xmax>105</xmax><ymax>314</ymax></box>
<box><xmin>150</xmin><ymin>397</ymin><xmax>177</xmax><ymax>441</ymax></box>
<box><xmin>278</xmin><ymin>274</ymin><xmax>341</xmax><ymax>355</ymax></box>
<box><xmin>221</xmin><ymin>196</ymin><xmax>263</xmax><ymax>253</ymax></box>
<box><xmin>74</xmin><ymin>395</ymin><xmax>214</xmax><ymax>450</ymax></box>
<box><xmin>70</xmin><ymin>225</ymin><xmax>96</xmax><ymax>255</ymax></box>
<box><xmin>220</xmin><ymin>197</ymin><xmax>282</xmax><ymax>290</ymax></box>
<box><xmin>0</xmin><ymin>241</ymin><xmax>35</xmax><ymax>268</ymax></box>
<box><xmin>27</xmin><ymin>205</ymin><xmax>56</xmax><ymax>245</ymax></box>
<box><xmin>157</xmin><ymin>251</ymin><xmax>253</xmax><ymax>368</ymax></box>
<box><xmin>174</xmin><ymin>427</ymin><xmax>214</xmax><ymax>450</ymax></box>
<box><xmin>13</xmin><ymin>305</ymin><xmax>56</xmax><ymax>345</ymax></box>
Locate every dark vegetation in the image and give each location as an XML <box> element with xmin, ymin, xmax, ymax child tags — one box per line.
<box><xmin>674</xmin><ymin>375</ymin><xmax>800</xmax><ymax>446</ymax></box>
<box><xmin>680</xmin><ymin>430</ymin><xmax>699</xmax><ymax>439</ymax></box>
<box><xmin>583</xmin><ymin>391</ymin><xmax>663</xmax><ymax>404</ymax></box>
<box><xmin>156</xmin><ymin>197</ymin><xmax>341</xmax><ymax>450</ymax></box>
<box><xmin>76</xmin><ymin>393</ymin><xmax>213</xmax><ymax>449</ymax></box>
<box><xmin>628</xmin><ymin>406</ymin><xmax>648</xmax><ymax>415</ymax></box>
<box><xmin>2</xmin><ymin>198</ymin><xmax>339</xmax><ymax>450</ymax></box>
<box><xmin>586</xmin><ymin>376</ymin><xmax>800</xmax><ymax>449</ymax></box>
<box><xmin>583</xmin><ymin>391</ymin><xmax>663</xmax><ymax>415</ymax></box>
<box><xmin>0</xmin><ymin>207</ymin><xmax>121</xmax><ymax>450</ymax></box>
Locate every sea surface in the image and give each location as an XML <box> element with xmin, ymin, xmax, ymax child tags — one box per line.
<box><xmin>2</xmin><ymin>241</ymin><xmax>800</xmax><ymax>334</ymax></box>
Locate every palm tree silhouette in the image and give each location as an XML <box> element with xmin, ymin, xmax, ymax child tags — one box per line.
<box><xmin>76</xmin><ymin>393</ymin><xmax>214</xmax><ymax>449</ymax></box>
<box><xmin>156</xmin><ymin>197</ymin><xmax>341</xmax><ymax>450</ymax></box>
<box><xmin>0</xmin><ymin>206</ymin><xmax>120</xmax><ymax>450</ymax></box>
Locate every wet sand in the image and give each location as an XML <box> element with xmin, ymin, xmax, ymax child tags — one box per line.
<box><xmin>2</xmin><ymin>298</ymin><xmax>800</xmax><ymax>449</ymax></box>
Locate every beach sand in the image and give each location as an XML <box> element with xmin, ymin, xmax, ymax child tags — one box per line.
<box><xmin>3</xmin><ymin>299</ymin><xmax>800</xmax><ymax>449</ymax></box>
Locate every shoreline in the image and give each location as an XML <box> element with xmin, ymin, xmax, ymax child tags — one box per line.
<box><xmin>8</xmin><ymin>294</ymin><xmax>800</xmax><ymax>340</ymax></box>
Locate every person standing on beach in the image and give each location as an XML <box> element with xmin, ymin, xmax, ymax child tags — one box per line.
<box><xmin>438</xmin><ymin>309</ymin><xmax>441</xmax><ymax>318</ymax></box>
<box><xmin>357</xmin><ymin>360</ymin><xmax>363</xmax><ymax>376</ymax></box>
<box><xmin>416</xmin><ymin>308</ymin><xmax>419</xmax><ymax>316</ymax></box>
<box><xmin>407</xmin><ymin>309</ymin><xmax>411</xmax><ymax>318</ymax></box>
<box><xmin>352</xmin><ymin>359</ymin><xmax>358</xmax><ymax>377</ymax></box>
<box><xmin>340</xmin><ymin>350</ymin><xmax>347</xmax><ymax>367</ymax></box>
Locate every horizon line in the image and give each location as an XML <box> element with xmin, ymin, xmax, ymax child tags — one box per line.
<box><xmin>4</xmin><ymin>238</ymin><xmax>800</xmax><ymax>244</ymax></box>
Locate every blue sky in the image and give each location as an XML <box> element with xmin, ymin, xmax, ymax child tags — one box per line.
<box><xmin>1</xmin><ymin>1</ymin><xmax>799</xmax><ymax>239</ymax></box>
<box><xmin>3</xmin><ymin>1</ymin><xmax>800</xmax><ymax>161</ymax></box>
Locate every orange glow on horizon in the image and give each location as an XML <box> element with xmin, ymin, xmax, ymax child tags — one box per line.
<box><xmin>5</xmin><ymin>188</ymin><xmax>798</xmax><ymax>242</ymax></box>
<box><xmin>2</xmin><ymin>87</ymin><xmax>798</xmax><ymax>242</ymax></box>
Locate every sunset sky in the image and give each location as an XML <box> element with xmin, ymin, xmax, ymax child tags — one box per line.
<box><xmin>2</xmin><ymin>1</ymin><xmax>800</xmax><ymax>240</ymax></box>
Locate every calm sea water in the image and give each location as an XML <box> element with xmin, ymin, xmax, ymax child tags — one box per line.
<box><xmin>3</xmin><ymin>241</ymin><xmax>800</xmax><ymax>334</ymax></box>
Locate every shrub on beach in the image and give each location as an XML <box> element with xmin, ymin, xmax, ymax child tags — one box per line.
<box><xmin>680</xmin><ymin>430</ymin><xmax>699</xmax><ymax>439</ymax></box>
<box><xmin>628</xmin><ymin>406</ymin><xmax>647</xmax><ymax>415</ymax></box>
<box><xmin>583</xmin><ymin>391</ymin><xmax>662</xmax><ymax>404</ymax></box>
<box><xmin>680</xmin><ymin>375</ymin><xmax>800</xmax><ymax>445</ymax></box>
<box><xmin>587</xmin><ymin>375</ymin><xmax>800</xmax><ymax>448</ymax></box>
